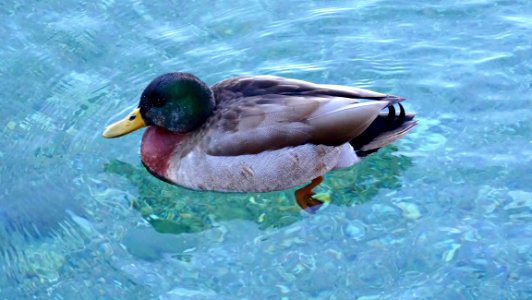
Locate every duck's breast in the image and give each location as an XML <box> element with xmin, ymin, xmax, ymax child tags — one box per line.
<box><xmin>141</xmin><ymin>126</ymin><xmax>186</xmax><ymax>182</ymax></box>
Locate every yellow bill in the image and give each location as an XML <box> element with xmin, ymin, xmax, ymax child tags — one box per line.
<box><xmin>102</xmin><ymin>108</ymin><xmax>145</xmax><ymax>138</ymax></box>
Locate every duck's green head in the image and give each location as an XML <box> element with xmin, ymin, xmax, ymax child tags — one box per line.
<box><xmin>102</xmin><ymin>72</ymin><xmax>214</xmax><ymax>138</ymax></box>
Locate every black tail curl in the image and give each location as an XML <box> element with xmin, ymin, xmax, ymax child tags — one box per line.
<box><xmin>350</xmin><ymin>102</ymin><xmax>415</xmax><ymax>157</ymax></box>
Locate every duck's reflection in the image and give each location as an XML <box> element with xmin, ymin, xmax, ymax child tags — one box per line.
<box><xmin>104</xmin><ymin>145</ymin><xmax>413</xmax><ymax>235</ymax></box>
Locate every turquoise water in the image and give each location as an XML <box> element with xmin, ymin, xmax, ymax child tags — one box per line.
<box><xmin>1</xmin><ymin>0</ymin><xmax>531</xmax><ymax>298</ymax></box>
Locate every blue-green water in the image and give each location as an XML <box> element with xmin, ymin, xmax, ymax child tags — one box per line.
<box><xmin>1</xmin><ymin>0</ymin><xmax>531</xmax><ymax>299</ymax></box>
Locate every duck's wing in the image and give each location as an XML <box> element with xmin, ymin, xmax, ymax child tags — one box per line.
<box><xmin>204</xmin><ymin>76</ymin><xmax>400</xmax><ymax>156</ymax></box>
<box><xmin>211</xmin><ymin>75</ymin><xmax>403</xmax><ymax>103</ymax></box>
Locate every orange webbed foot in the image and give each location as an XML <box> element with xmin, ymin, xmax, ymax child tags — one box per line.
<box><xmin>294</xmin><ymin>176</ymin><xmax>324</xmax><ymax>214</ymax></box>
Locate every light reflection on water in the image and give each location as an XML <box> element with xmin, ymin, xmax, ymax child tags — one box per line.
<box><xmin>1</xmin><ymin>0</ymin><xmax>531</xmax><ymax>298</ymax></box>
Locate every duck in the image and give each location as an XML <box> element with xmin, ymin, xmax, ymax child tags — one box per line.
<box><xmin>103</xmin><ymin>72</ymin><xmax>416</xmax><ymax>213</ymax></box>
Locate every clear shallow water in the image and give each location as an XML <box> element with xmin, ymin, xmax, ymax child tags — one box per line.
<box><xmin>1</xmin><ymin>0</ymin><xmax>531</xmax><ymax>298</ymax></box>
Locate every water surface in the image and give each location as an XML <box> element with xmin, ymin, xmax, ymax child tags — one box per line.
<box><xmin>1</xmin><ymin>0</ymin><xmax>531</xmax><ymax>299</ymax></box>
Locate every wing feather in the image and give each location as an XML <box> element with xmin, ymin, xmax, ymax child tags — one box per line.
<box><xmin>211</xmin><ymin>75</ymin><xmax>401</xmax><ymax>103</ymax></box>
<box><xmin>204</xmin><ymin>75</ymin><xmax>396</xmax><ymax>156</ymax></box>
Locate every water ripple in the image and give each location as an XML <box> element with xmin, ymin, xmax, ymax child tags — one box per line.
<box><xmin>1</xmin><ymin>0</ymin><xmax>531</xmax><ymax>298</ymax></box>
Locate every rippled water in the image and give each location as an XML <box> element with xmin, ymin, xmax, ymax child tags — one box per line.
<box><xmin>1</xmin><ymin>1</ymin><xmax>531</xmax><ymax>299</ymax></box>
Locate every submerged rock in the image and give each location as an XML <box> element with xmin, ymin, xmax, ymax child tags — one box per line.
<box><xmin>396</xmin><ymin>202</ymin><xmax>422</xmax><ymax>220</ymax></box>
<box><xmin>122</xmin><ymin>227</ymin><xmax>198</xmax><ymax>261</ymax></box>
<box><xmin>161</xmin><ymin>287</ymin><xmax>218</xmax><ymax>300</ymax></box>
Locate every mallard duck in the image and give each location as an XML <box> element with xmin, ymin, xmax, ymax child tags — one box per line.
<box><xmin>103</xmin><ymin>73</ymin><xmax>415</xmax><ymax>212</ymax></box>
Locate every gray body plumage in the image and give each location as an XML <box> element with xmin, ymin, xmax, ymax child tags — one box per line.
<box><xmin>163</xmin><ymin>75</ymin><xmax>416</xmax><ymax>192</ymax></box>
